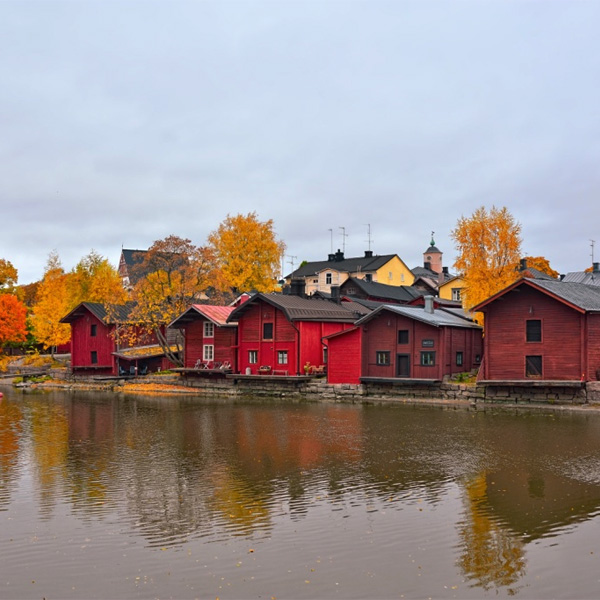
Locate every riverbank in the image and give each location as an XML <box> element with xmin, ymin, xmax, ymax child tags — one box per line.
<box><xmin>2</xmin><ymin>363</ymin><xmax>600</xmax><ymax>412</ymax></box>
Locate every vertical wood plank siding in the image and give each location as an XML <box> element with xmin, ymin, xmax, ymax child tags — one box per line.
<box><xmin>484</xmin><ymin>287</ymin><xmax>583</xmax><ymax>380</ymax></box>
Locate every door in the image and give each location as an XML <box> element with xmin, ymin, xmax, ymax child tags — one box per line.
<box><xmin>397</xmin><ymin>354</ymin><xmax>410</xmax><ymax>378</ymax></box>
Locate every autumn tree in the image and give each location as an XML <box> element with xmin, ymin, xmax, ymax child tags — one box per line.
<box><xmin>30</xmin><ymin>252</ymin><xmax>72</xmax><ymax>352</ymax></box>
<box><xmin>0</xmin><ymin>294</ymin><xmax>27</xmax><ymax>350</ymax></box>
<box><xmin>68</xmin><ymin>250</ymin><xmax>128</xmax><ymax>306</ymax></box>
<box><xmin>208</xmin><ymin>212</ymin><xmax>285</xmax><ymax>293</ymax></box>
<box><xmin>0</xmin><ymin>258</ymin><xmax>18</xmax><ymax>291</ymax></box>
<box><xmin>451</xmin><ymin>206</ymin><xmax>522</xmax><ymax>312</ymax></box>
<box><xmin>519</xmin><ymin>256</ymin><xmax>559</xmax><ymax>279</ymax></box>
<box><xmin>127</xmin><ymin>236</ymin><xmax>220</xmax><ymax>365</ymax></box>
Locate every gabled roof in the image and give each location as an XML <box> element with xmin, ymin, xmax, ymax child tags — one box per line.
<box><xmin>473</xmin><ymin>278</ymin><xmax>600</xmax><ymax>313</ymax></box>
<box><xmin>169</xmin><ymin>304</ymin><xmax>237</xmax><ymax>328</ymax></box>
<box><xmin>60</xmin><ymin>302</ymin><xmax>133</xmax><ymax>324</ymax></box>
<box><xmin>228</xmin><ymin>293</ymin><xmax>360</xmax><ymax>323</ymax></box>
<box><xmin>561</xmin><ymin>270</ymin><xmax>600</xmax><ymax>286</ymax></box>
<box><xmin>340</xmin><ymin>277</ymin><xmax>424</xmax><ymax>303</ymax></box>
<box><xmin>355</xmin><ymin>304</ymin><xmax>481</xmax><ymax>329</ymax></box>
<box><xmin>286</xmin><ymin>253</ymin><xmax>399</xmax><ymax>279</ymax></box>
<box><xmin>521</xmin><ymin>267</ymin><xmax>556</xmax><ymax>281</ymax></box>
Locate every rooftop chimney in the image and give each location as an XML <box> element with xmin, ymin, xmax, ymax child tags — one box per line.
<box><xmin>331</xmin><ymin>285</ymin><xmax>341</xmax><ymax>304</ymax></box>
<box><xmin>594</xmin><ymin>263</ymin><xmax>600</xmax><ymax>274</ymax></box>
<box><xmin>289</xmin><ymin>278</ymin><xmax>306</xmax><ymax>298</ymax></box>
<box><xmin>519</xmin><ymin>258</ymin><xmax>528</xmax><ymax>271</ymax></box>
<box><xmin>424</xmin><ymin>295</ymin><xmax>434</xmax><ymax>314</ymax></box>
<box><xmin>364</xmin><ymin>250</ymin><xmax>373</xmax><ymax>258</ymax></box>
<box><xmin>334</xmin><ymin>249</ymin><xmax>344</xmax><ymax>262</ymax></box>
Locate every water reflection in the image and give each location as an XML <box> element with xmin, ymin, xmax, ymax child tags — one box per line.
<box><xmin>3</xmin><ymin>391</ymin><xmax>600</xmax><ymax>595</ymax></box>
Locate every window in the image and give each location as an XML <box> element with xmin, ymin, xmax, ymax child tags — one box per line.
<box><xmin>326</xmin><ymin>272</ymin><xmax>332</xmax><ymax>285</ymax></box>
<box><xmin>376</xmin><ymin>351</ymin><xmax>390</xmax><ymax>365</ymax></box>
<box><xmin>526</xmin><ymin>319</ymin><xmax>541</xmax><ymax>342</ymax></box>
<box><xmin>203</xmin><ymin>344</ymin><xmax>214</xmax><ymax>361</ymax></box>
<box><xmin>277</xmin><ymin>351</ymin><xmax>288</xmax><ymax>364</ymax></box>
<box><xmin>456</xmin><ymin>351</ymin><xmax>464</xmax><ymax>366</ymax></box>
<box><xmin>204</xmin><ymin>321</ymin><xmax>214</xmax><ymax>338</ymax></box>
<box><xmin>526</xmin><ymin>355</ymin><xmax>542</xmax><ymax>377</ymax></box>
<box><xmin>323</xmin><ymin>347</ymin><xmax>328</xmax><ymax>364</ymax></box>
<box><xmin>90</xmin><ymin>324</ymin><xmax>97</xmax><ymax>337</ymax></box>
<box><xmin>263</xmin><ymin>322</ymin><xmax>274</xmax><ymax>340</ymax></box>
<box><xmin>422</xmin><ymin>339</ymin><xmax>434</xmax><ymax>348</ymax></box>
<box><xmin>248</xmin><ymin>350</ymin><xmax>258</xmax><ymax>364</ymax></box>
<box><xmin>401</xmin><ymin>273</ymin><xmax>405</xmax><ymax>282</ymax></box>
<box><xmin>388</xmin><ymin>271</ymin><xmax>393</xmax><ymax>281</ymax></box>
<box><xmin>346</xmin><ymin>287</ymin><xmax>356</xmax><ymax>295</ymax></box>
<box><xmin>421</xmin><ymin>351</ymin><xmax>435</xmax><ymax>366</ymax></box>
<box><xmin>365</xmin><ymin>274</ymin><xmax>373</xmax><ymax>282</ymax></box>
<box><xmin>398</xmin><ymin>330</ymin><xmax>409</xmax><ymax>344</ymax></box>
<box><xmin>475</xmin><ymin>354</ymin><xmax>481</xmax><ymax>364</ymax></box>
<box><xmin>90</xmin><ymin>351</ymin><xmax>98</xmax><ymax>364</ymax></box>
<box><xmin>452</xmin><ymin>288</ymin><xmax>462</xmax><ymax>302</ymax></box>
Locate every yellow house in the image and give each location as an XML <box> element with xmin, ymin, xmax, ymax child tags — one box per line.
<box><xmin>286</xmin><ymin>250</ymin><xmax>415</xmax><ymax>295</ymax></box>
<box><xmin>439</xmin><ymin>275</ymin><xmax>465</xmax><ymax>303</ymax></box>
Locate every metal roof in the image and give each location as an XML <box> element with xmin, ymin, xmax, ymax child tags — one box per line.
<box><xmin>228</xmin><ymin>293</ymin><xmax>359</xmax><ymax>323</ymax></box>
<box><xmin>561</xmin><ymin>271</ymin><xmax>600</xmax><ymax>287</ymax></box>
<box><xmin>340</xmin><ymin>277</ymin><xmax>424</xmax><ymax>303</ymax></box>
<box><xmin>60</xmin><ymin>302</ymin><xmax>133</xmax><ymax>324</ymax></box>
<box><xmin>286</xmin><ymin>253</ymin><xmax>398</xmax><ymax>279</ymax></box>
<box><xmin>169</xmin><ymin>304</ymin><xmax>237</xmax><ymax>328</ymax></box>
<box><xmin>355</xmin><ymin>304</ymin><xmax>482</xmax><ymax>329</ymax></box>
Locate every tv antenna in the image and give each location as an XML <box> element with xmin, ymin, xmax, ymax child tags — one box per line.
<box><xmin>339</xmin><ymin>226</ymin><xmax>348</xmax><ymax>253</ymax></box>
<box><xmin>287</xmin><ymin>255</ymin><xmax>297</xmax><ymax>271</ymax></box>
<box><xmin>328</xmin><ymin>228</ymin><xmax>333</xmax><ymax>254</ymax></box>
<box><xmin>591</xmin><ymin>239</ymin><xmax>596</xmax><ymax>265</ymax></box>
<box><xmin>365</xmin><ymin>224</ymin><xmax>373</xmax><ymax>251</ymax></box>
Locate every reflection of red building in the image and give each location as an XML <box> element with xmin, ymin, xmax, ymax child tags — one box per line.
<box><xmin>228</xmin><ymin>293</ymin><xmax>358</xmax><ymax>375</ymax></box>
<box><xmin>60</xmin><ymin>302</ymin><xmax>174</xmax><ymax>376</ymax></box>
<box><xmin>327</xmin><ymin>297</ymin><xmax>482</xmax><ymax>384</ymax></box>
<box><xmin>169</xmin><ymin>305</ymin><xmax>237</xmax><ymax>369</ymax></box>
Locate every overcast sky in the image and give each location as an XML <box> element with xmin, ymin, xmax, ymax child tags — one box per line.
<box><xmin>2</xmin><ymin>0</ymin><xmax>599</xmax><ymax>285</ymax></box>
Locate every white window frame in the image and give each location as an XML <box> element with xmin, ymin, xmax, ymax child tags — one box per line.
<box><xmin>277</xmin><ymin>350</ymin><xmax>288</xmax><ymax>365</ymax></box>
<box><xmin>203</xmin><ymin>344</ymin><xmax>214</xmax><ymax>361</ymax></box>
<box><xmin>204</xmin><ymin>321</ymin><xmax>214</xmax><ymax>338</ymax></box>
<box><xmin>248</xmin><ymin>350</ymin><xmax>258</xmax><ymax>364</ymax></box>
<box><xmin>452</xmin><ymin>288</ymin><xmax>462</xmax><ymax>302</ymax></box>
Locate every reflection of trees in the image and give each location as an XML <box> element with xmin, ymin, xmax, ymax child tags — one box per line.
<box><xmin>0</xmin><ymin>400</ymin><xmax>23</xmax><ymax>510</ymax></box>
<box><xmin>30</xmin><ymin>401</ymin><xmax>69</xmax><ymax>516</ymax></box>
<box><xmin>458</xmin><ymin>473</ymin><xmax>525</xmax><ymax>592</ymax></box>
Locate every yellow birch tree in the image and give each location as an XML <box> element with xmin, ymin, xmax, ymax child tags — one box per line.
<box><xmin>30</xmin><ymin>252</ymin><xmax>72</xmax><ymax>351</ymax></box>
<box><xmin>208</xmin><ymin>212</ymin><xmax>285</xmax><ymax>293</ymax></box>
<box><xmin>451</xmin><ymin>206</ymin><xmax>522</xmax><ymax>313</ymax></box>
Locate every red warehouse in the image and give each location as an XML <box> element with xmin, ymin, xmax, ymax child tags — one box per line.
<box><xmin>227</xmin><ymin>293</ymin><xmax>359</xmax><ymax>375</ymax></box>
<box><xmin>327</xmin><ymin>296</ymin><xmax>482</xmax><ymax>384</ymax></box>
<box><xmin>169</xmin><ymin>304</ymin><xmax>237</xmax><ymax>370</ymax></box>
<box><xmin>473</xmin><ymin>278</ymin><xmax>600</xmax><ymax>381</ymax></box>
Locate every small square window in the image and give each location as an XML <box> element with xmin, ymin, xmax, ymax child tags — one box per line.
<box><xmin>204</xmin><ymin>322</ymin><xmax>214</xmax><ymax>338</ymax></box>
<box><xmin>452</xmin><ymin>288</ymin><xmax>462</xmax><ymax>302</ymax></box>
<box><xmin>248</xmin><ymin>350</ymin><xmax>258</xmax><ymax>364</ymax></box>
<box><xmin>326</xmin><ymin>273</ymin><xmax>332</xmax><ymax>285</ymax></box>
<box><xmin>90</xmin><ymin>324</ymin><xmax>97</xmax><ymax>337</ymax></box>
<box><xmin>376</xmin><ymin>351</ymin><xmax>390</xmax><ymax>365</ymax></box>
<box><xmin>263</xmin><ymin>322</ymin><xmax>274</xmax><ymax>340</ymax></box>
<box><xmin>398</xmin><ymin>330</ymin><xmax>409</xmax><ymax>344</ymax></box>
<box><xmin>90</xmin><ymin>351</ymin><xmax>98</xmax><ymax>364</ymax></box>
<box><xmin>203</xmin><ymin>344</ymin><xmax>214</xmax><ymax>361</ymax></box>
<box><xmin>526</xmin><ymin>319</ymin><xmax>541</xmax><ymax>342</ymax></box>
<box><xmin>456</xmin><ymin>351</ymin><xmax>463</xmax><ymax>366</ymax></box>
<box><xmin>421</xmin><ymin>351</ymin><xmax>435</xmax><ymax>366</ymax></box>
<box><xmin>277</xmin><ymin>351</ymin><xmax>288</xmax><ymax>364</ymax></box>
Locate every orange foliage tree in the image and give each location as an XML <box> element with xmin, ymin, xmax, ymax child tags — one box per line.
<box><xmin>208</xmin><ymin>212</ymin><xmax>285</xmax><ymax>293</ymax></box>
<box><xmin>127</xmin><ymin>236</ymin><xmax>221</xmax><ymax>365</ymax></box>
<box><xmin>452</xmin><ymin>206</ymin><xmax>522</xmax><ymax>314</ymax></box>
<box><xmin>0</xmin><ymin>259</ymin><xmax>18</xmax><ymax>291</ymax></box>
<box><xmin>0</xmin><ymin>293</ymin><xmax>28</xmax><ymax>349</ymax></box>
<box><xmin>520</xmin><ymin>256</ymin><xmax>559</xmax><ymax>279</ymax></box>
<box><xmin>30</xmin><ymin>252</ymin><xmax>72</xmax><ymax>352</ymax></box>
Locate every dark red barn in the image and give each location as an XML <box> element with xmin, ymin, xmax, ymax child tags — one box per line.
<box><xmin>60</xmin><ymin>302</ymin><xmax>175</xmax><ymax>376</ymax></box>
<box><xmin>473</xmin><ymin>278</ymin><xmax>600</xmax><ymax>381</ymax></box>
<box><xmin>169</xmin><ymin>304</ymin><xmax>237</xmax><ymax>370</ymax></box>
<box><xmin>228</xmin><ymin>293</ymin><xmax>359</xmax><ymax>375</ymax></box>
<box><xmin>327</xmin><ymin>297</ymin><xmax>482</xmax><ymax>384</ymax></box>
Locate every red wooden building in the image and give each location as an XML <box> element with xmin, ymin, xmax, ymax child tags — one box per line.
<box><xmin>326</xmin><ymin>297</ymin><xmax>482</xmax><ymax>384</ymax></box>
<box><xmin>227</xmin><ymin>293</ymin><xmax>359</xmax><ymax>375</ymax></box>
<box><xmin>169</xmin><ymin>304</ymin><xmax>237</xmax><ymax>370</ymax></box>
<box><xmin>60</xmin><ymin>302</ymin><xmax>175</xmax><ymax>376</ymax></box>
<box><xmin>473</xmin><ymin>278</ymin><xmax>600</xmax><ymax>381</ymax></box>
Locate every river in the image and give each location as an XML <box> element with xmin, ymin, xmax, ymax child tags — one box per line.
<box><xmin>1</xmin><ymin>387</ymin><xmax>600</xmax><ymax>599</ymax></box>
